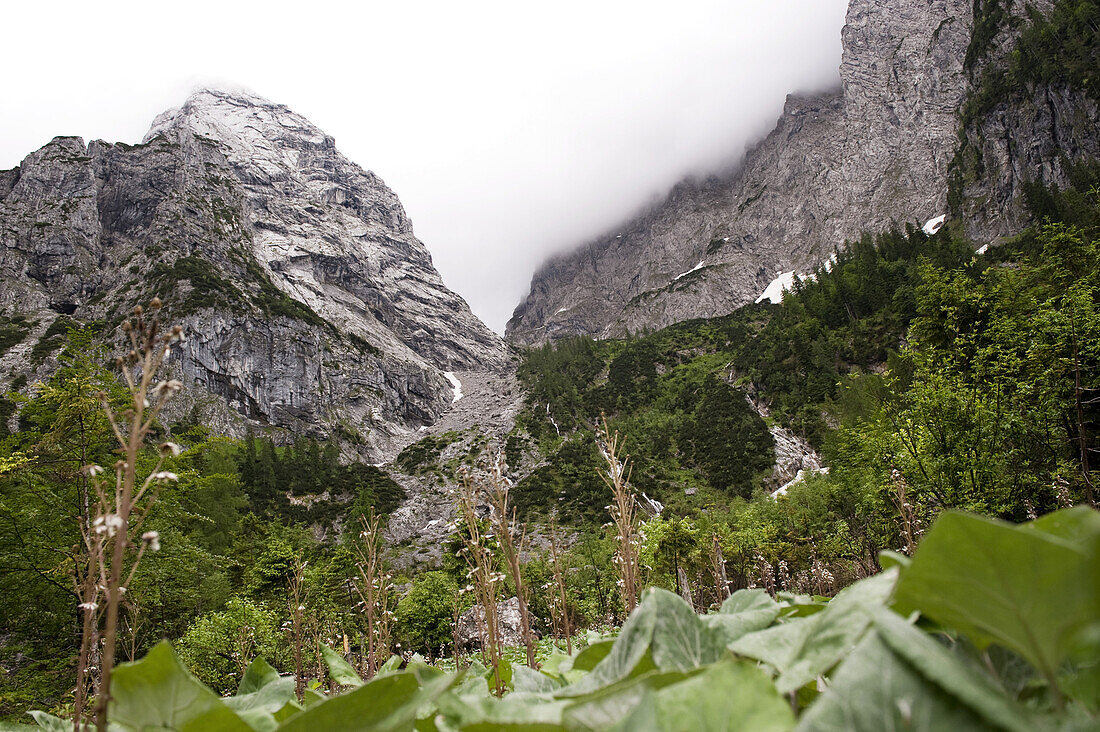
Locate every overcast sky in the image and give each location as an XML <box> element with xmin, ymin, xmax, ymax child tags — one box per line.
<box><xmin>3</xmin><ymin>0</ymin><xmax>848</xmax><ymax>333</ymax></box>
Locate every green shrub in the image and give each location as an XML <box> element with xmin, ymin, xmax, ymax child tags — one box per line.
<box><xmin>175</xmin><ymin>597</ymin><xmax>286</xmax><ymax>695</ymax></box>
<box><xmin>394</xmin><ymin>571</ymin><xmax>458</xmax><ymax>655</ymax></box>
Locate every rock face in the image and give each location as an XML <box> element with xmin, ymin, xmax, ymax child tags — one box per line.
<box><xmin>0</xmin><ymin>89</ymin><xmax>507</xmax><ymax>457</ymax></box>
<box><xmin>506</xmin><ymin>0</ymin><xmax>1099</xmax><ymax>344</ymax></box>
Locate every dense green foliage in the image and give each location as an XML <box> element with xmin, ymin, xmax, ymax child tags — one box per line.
<box><xmin>511</xmin><ymin>178</ymin><xmax>1099</xmax><ymax>612</ymax></box>
<box><xmin>0</xmin><ymin>345</ymin><xmax>407</xmax><ymax>717</ymax></box>
<box><xmin>20</xmin><ymin>507</ymin><xmax>1100</xmax><ymax>731</ymax></box>
<box><xmin>826</xmin><ymin>185</ymin><xmax>1100</xmax><ymax>520</ymax></box>
<box><xmin>3</xmin><ymin>180</ymin><xmax>1096</xmax><ymax>724</ymax></box>
<box><xmin>1</xmin><ymin>23</ymin><xmax>1097</xmax><ymax>720</ymax></box>
<box><xmin>238</xmin><ymin>434</ymin><xmax>404</xmax><ymax>522</ymax></box>
<box><xmin>513</xmin><ymin>224</ymin><xmax>974</xmax><ymax>523</ymax></box>
<box><xmin>394</xmin><ymin>572</ymin><xmax>459</xmax><ymax>655</ymax></box>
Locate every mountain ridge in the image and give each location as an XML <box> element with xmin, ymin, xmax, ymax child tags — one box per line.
<box><xmin>0</xmin><ymin>88</ymin><xmax>508</xmax><ymax>458</ymax></box>
<box><xmin>505</xmin><ymin>0</ymin><xmax>1098</xmax><ymax>344</ymax></box>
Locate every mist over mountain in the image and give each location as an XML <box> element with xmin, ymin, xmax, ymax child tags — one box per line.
<box><xmin>0</xmin><ymin>1</ymin><xmax>850</xmax><ymax>333</ymax></box>
<box><xmin>507</xmin><ymin>0</ymin><xmax>1100</xmax><ymax>343</ymax></box>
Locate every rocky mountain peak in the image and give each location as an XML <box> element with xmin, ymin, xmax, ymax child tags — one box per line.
<box><xmin>1</xmin><ymin>88</ymin><xmax>508</xmax><ymax>457</ymax></box>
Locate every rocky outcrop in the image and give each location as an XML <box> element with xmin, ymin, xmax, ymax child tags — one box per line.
<box><xmin>506</xmin><ymin>0</ymin><xmax>1098</xmax><ymax>344</ymax></box>
<box><xmin>0</xmin><ymin>89</ymin><xmax>507</xmax><ymax>458</ymax></box>
<box><xmin>954</xmin><ymin>77</ymin><xmax>1100</xmax><ymax>240</ymax></box>
<box><xmin>456</xmin><ymin>597</ymin><xmax>531</xmax><ymax>650</ymax></box>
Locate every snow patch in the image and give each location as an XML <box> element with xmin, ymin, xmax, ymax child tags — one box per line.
<box><xmin>975</xmin><ymin>243</ymin><xmax>990</xmax><ymax>255</ymax></box>
<box><xmin>555</xmin><ymin>305</ymin><xmax>570</xmax><ymax>315</ymax></box>
<box><xmin>922</xmin><ymin>214</ymin><xmax>947</xmax><ymax>236</ymax></box>
<box><xmin>443</xmin><ymin>371</ymin><xmax>464</xmax><ymax>403</ymax></box>
<box><xmin>672</xmin><ymin>260</ymin><xmax>706</xmax><ymax>282</ymax></box>
<box><xmin>756</xmin><ymin>271</ymin><xmax>797</xmax><ymax>304</ymax></box>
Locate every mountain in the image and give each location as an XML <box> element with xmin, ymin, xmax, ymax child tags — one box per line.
<box><xmin>506</xmin><ymin>0</ymin><xmax>1100</xmax><ymax>344</ymax></box>
<box><xmin>0</xmin><ymin>89</ymin><xmax>508</xmax><ymax>458</ymax></box>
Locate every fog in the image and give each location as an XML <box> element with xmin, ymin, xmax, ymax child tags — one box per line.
<box><xmin>1</xmin><ymin>0</ymin><xmax>848</xmax><ymax>333</ymax></box>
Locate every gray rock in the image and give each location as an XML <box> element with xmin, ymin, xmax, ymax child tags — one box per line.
<box><xmin>0</xmin><ymin>89</ymin><xmax>507</xmax><ymax>458</ymax></box>
<box><xmin>456</xmin><ymin>597</ymin><xmax>531</xmax><ymax>650</ymax></box>
<box><xmin>382</xmin><ymin>369</ymin><xmax>527</xmax><ymax>569</ymax></box>
<box><xmin>506</xmin><ymin>0</ymin><xmax>1098</xmax><ymax>344</ymax></box>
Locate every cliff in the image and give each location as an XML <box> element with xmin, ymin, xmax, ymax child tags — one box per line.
<box><xmin>0</xmin><ymin>89</ymin><xmax>508</xmax><ymax>458</ymax></box>
<box><xmin>506</xmin><ymin>0</ymin><xmax>1099</xmax><ymax>343</ymax></box>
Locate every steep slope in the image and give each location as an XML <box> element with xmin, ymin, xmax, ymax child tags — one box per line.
<box><xmin>506</xmin><ymin>0</ymin><xmax>1099</xmax><ymax>344</ymax></box>
<box><xmin>0</xmin><ymin>89</ymin><xmax>508</xmax><ymax>458</ymax></box>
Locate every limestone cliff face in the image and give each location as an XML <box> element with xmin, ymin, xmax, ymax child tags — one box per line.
<box><xmin>0</xmin><ymin>89</ymin><xmax>507</xmax><ymax>457</ymax></box>
<box><xmin>506</xmin><ymin>0</ymin><xmax>1098</xmax><ymax>344</ymax></box>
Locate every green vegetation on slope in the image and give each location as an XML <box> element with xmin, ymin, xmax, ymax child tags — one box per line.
<box><xmin>511</xmin><ymin>225</ymin><xmax>974</xmax><ymax>521</ymax></box>
<box><xmin>21</xmin><ymin>506</ymin><xmax>1100</xmax><ymax>731</ymax></box>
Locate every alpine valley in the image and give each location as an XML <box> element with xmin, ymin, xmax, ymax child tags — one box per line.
<box><xmin>1</xmin><ymin>0</ymin><xmax>1098</xmax><ymax>729</ymax></box>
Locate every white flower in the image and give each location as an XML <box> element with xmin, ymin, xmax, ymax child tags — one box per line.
<box><xmin>79</xmin><ymin>602</ymin><xmax>98</xmax><ymax>611</ymax></box>
<box><xmin>81</xmin><ymin>464</ymin><xmax>104</xmax><ymax>477</ymax></box>
<box><xmin>152</xmin><ymin>380</ymin><xmax>184</xmax><ymax>399</ymax></box>
<box><xmin>142</xmin><ymin>531</ymin><xmax>161</xmax><ymax>551</ymax></box>
<box><xmin>152</xmin><ymin>471</ymin><xmax>178</xmax><ymax>482</ymax></box>
<box><xmin>94</xmin><ymin>514</ymin><xmax>124</xmax><ymax>537</ymax></box>
<box><xmin>159</xmin><ymin>442</ymin><xmax>182</xmax><ymax>457</ymax></box>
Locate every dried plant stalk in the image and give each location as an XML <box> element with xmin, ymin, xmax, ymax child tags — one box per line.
<box><xmin>485</xmin><ymin>457</ymin><xmax>536</xmax><ymax>668</ymax></box>
<box><xmin>288</xmin><ymin>560</ymin><xmax>306</xmax><ymax>701</ymax></box>
<box><xmin>710</xmin><ymin>534</ymin><xmax>730</xmax><ymax>605</ymax></box>
<box><xmin>77</xmin><ymin>300</ymin><xmax>183</xmax><ymax>732</ymax></box>
<box><xmin>352</xmin><ymin>508</ymin><xmax>392</xmax><ymax>678</ymax></box>
<box><xmin>597</xmin><ymin>415</ymin><xmax>640</xmax><ymax>615</ymax></box>
<box><xmin>549</xmin><ymin>514</ymin><xmax>572</xmax><ymax>655</ymax></box>
<box><xmin>455</xmin><ymin>470</ymin><xmax>505</xmax><ymax>695</ymax></box>
<box><xmin>891</xmin><ymin>468</ymin><xmax>922</xmax><ymax>555</ymax></box>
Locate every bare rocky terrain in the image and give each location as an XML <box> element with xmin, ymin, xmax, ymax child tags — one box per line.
<box><xmin>380</xmin><ymin>367</ymin><xmax>529</xmax><ymax>568</ymax></box>
<box><xmin>0</xmin><ymin>90</ymin><xmax>507</xmax><ymax>458</ymax></box>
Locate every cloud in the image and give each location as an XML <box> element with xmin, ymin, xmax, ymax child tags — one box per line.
<box><xmin>1</xmin><ymin>0</ymin><xmax>848</xmax><ymax>333</ymax></box>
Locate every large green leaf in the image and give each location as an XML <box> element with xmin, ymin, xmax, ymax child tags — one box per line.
<box><xmin>25</xmin><ymin>713</ymin><xmax>69</xmax><ymax>732</ymax></box>
<box><xmin>730</xmin><ymin>569</ymin><xmax>897</xmax><ymax>693</ymax></box>
<box><xmin>871</xmin><ymin>610</ymin><xmax>1033</xmax><ymax>732</ymax></box>
<box><xmin>109</xmin><ymin>641</ymin><xmax>254</xmax><ymax>731</ymax></box>
<box><xmin>435</xmin><ymin>685</ymin><xmax>570</xmax><ymax>730</ymax></box>
<box><xmin>617</xmin><ymin>660</ymin><xmax>795</xmax><ymax>732</ymax></box>
<box><xmin>648</xmin><ymin>589</ymin><xmax>727</xmax><ymax>672</ymax></box>
<box><xmin>893</xmin><ymin>509</ymin><xmax>1100</xmax><ymax>681</ymax></box>
<box><xmin>555</xmin><ymin>595</ymin><xmax>660</xmax><ymax>697</ymax></box>
<box><xmin>320</xmin><ymin>645</ymin><xmax>363</xmax><ymax>687</ymax></box>
<box><xmin>276</xmin><ymin>669</ymin><xmax>453</xmax><ymax>732</ymax></box>
<box><xmin>703</xmin><ymin>589</ymin><xmax>781</xmax><ymax>645</ymax></box>
<box><xmin>512</xmin><ymin>665</ymin><xmax>565</xmax><ymax>694</ymax></box>
<box><xmin>225</xmin><ymin>673</ymin><xmax>297</xmax><ymax>732</ymax></box>
<box><xmin>795</xmin><ymin>632</ymin><xmax>1001</xmax><ymax>732</ymax></box>
<box><xmin>238</xmin><ymin>657</ymin><xmax>283</xmax><ymax>695</ymax></box>
<box><xmin>568</xmin><ymin>640</ymin><xmax>614</xmax><ymax>672</ymax></box>
<box><xmin>560</xmin><ymin>670</ymin><xmax>694</xmax><ymax>731</ymax></box>
<box><xmin>377</xmin><ymin>655</ymin><xmax>404</xmax><ymax>676</ymax></box>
